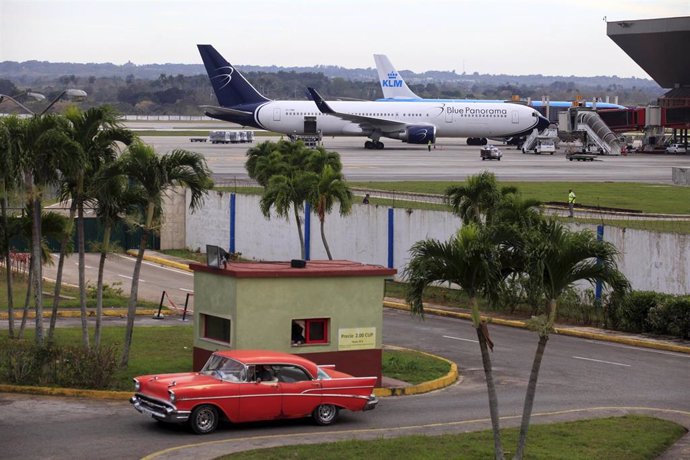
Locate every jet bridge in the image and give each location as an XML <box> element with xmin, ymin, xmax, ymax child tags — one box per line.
<box><xmin>559</xmin><ymin>107</ymin><xmax>622</xmax><ymax>155</ymax></box>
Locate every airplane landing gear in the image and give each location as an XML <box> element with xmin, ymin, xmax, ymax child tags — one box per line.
<box><xmin>365</xmin><ymin>140</ymin><xmax>384</xmax><ymax>150</ymax></box>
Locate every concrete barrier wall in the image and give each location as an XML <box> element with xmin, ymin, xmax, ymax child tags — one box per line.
<box><xmin>672</xmin><ymin>167</ymin><xmax>690</xmax><ymax>186</ymax></box>
<box><xmin>174</xmin><ymin>191</ymin><xmax>690</xmax><ymax>295</ymax></box>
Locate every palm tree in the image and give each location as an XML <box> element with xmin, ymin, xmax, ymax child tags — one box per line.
<box><xmin>57</xmin><ymin>105</ymin><xmax>133</xmax><ymax>348</ymax></box>
<box><xmin>446</xmin><ymin>171</ymin><xmax>518</xmax><ymax>226</ymax></box>
<box><xmin>247</xmin><ymin>141</ymin><xmax>319</xmax><ymax>260</ymax></box>
<box><xmin>91</xmin><ymin>174</ymin><xmax>142</xmax><ymax>348</ymax></box>
<box><xmin>12</xmin><ymin>207</ymin><xmax>69</xmax><ymax>338</ymax></box>
<box><xmin>308</xmin><ymin>164</ymin><xmax>352</xmax><ymax>260</ymax></box>
<box><xmin>0</xmin><ymin>116</ymin><xmax>23</xmax><ymax>338</ymax></box>
<box><xmin>20</xmin><ymin>114</ymin><xmax>80</xmax><ymax>345</ymax></box>
<box><xmin>101</xmin><ymin>142</ymin><xmax>213</xmax><ymax>367</ymax></box>
<box><xmin>404</xmin><ymin>224</ymin><xmax>505</xmax><ymax>460</ymax></box>
<box><xmin>511</xmin><ymin>218</ymin><xmax>629</xmax><ymax>460</ymax></box>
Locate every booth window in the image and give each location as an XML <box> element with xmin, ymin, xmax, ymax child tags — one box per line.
<box><xmin>291</xmin><ymin>318</ymin><xmax>329</xmax><ymax>345</ymax></box>
<box><xmin>203</xmin><ymin>314</ymin><xmax>231</xmax><ymax>343</ymax></box>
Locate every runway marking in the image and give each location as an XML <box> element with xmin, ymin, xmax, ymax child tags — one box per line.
<box><xmin>443</xmin><ymin>335</ymin><xmax>478</xmax><ymax>344</ymax></box>
<box><xmin>572</xmin><ymin>356</ymin><xmax>630</xmax><ymax>367</ymax></box>
<box><xmin>73</xmin><ymin>263</ymin><xmax>96</xmax><ymax>270</ymax></box>
<box><xmin>118</xmin><ymin>274</ymin><xmax>145</xmax><ymax>283</ymax></box>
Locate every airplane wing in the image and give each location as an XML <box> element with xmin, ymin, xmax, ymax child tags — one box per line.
<box><xmin>307</xmin><ymin>88</ymin><xmax>409</xmax><ymax>132</ymax></box>
<box><xmin>200</xmin><ymin>105</ymin><xmax>253</xmax><ymax>117</ymax></box>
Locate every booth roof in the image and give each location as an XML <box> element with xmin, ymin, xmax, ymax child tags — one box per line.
<box><xmin>190</xmin><ymin>259</ymin><xmax>397</xmax><ymax>278</ymax></box>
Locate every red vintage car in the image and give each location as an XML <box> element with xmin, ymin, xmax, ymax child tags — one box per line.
<box><xmin>130</xmin><ymin>350</ymin><xmax>378</xmax><ymax>434</ymax></box>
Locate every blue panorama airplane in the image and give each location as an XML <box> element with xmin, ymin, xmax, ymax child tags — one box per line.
<box><xmin>197</xmin><ymin>45</ymin><xmax>549</xmax><ymax>150</ymax></box>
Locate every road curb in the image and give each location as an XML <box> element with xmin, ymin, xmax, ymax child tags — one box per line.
<box><xmin>375</xmin><ymin>347</ymin><xmax>459</xmax><ymax>397</ymax></box>
<box><xmin>383</xmin><ymin>300</ymin><xmax>690</xmax><ymax>355</ymax></box>
<box><xmin>0</xmin><ymin>309</ymin><xmax>159</xmax><ymax>320</ymax></box>
<box><xmin>127</xmin><ymin>250</ymin><xmax>192</xmax><ymax>272</ymax></box>
<box><xmin>0</xmin><ymin>384</ymin><xmax>131</xmax><ymax>400</ymax></box>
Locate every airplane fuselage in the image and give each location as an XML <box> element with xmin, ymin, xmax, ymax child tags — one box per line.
<box><xmin>217</xmin><ymin>100</ymin><xmax>542</xmax><ymax>140</ymax></box>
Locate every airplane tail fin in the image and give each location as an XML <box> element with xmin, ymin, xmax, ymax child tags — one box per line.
<box><xmin>373</xmin><ymin>54</ymin><xmax>421</xmax><ymax>100</ymax></box>
<box><xmin>197</xmin><ymin>45</ymin><xmax>269</xmax><ymax>107</ymax></box>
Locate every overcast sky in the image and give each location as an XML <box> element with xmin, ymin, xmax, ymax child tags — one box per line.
<box><xmin>1</xmin><ymin>0</ymin><xmax>687</xmax><ymax>79</ymax></box>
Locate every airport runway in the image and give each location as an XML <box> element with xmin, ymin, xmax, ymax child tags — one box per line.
<box><xmin>130</xmin><ymin>123</ymin><xmax>690</xmax><ymax>184</ymax></box>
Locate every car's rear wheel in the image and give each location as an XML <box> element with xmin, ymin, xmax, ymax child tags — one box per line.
<box><xmin>190</xmin><ymin>404</ymin><xmax>219</xmax><ymax>434</ymax></box>
<box><xmin>313</xmin><ymin>404</ymin><xmax>339</xmax><ymax>425</ymax></box>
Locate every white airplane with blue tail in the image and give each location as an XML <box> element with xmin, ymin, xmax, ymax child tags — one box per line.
<box><xmin>198</xmin><ymin>45</ymin><xmax>549</xmax><ymax>150</ymax></box>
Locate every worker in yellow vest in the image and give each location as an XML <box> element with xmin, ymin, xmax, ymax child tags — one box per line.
<box><xmin>568</xmin><ymin>189</ymin><xmax>576</xmax><ymax>217</ymax></box>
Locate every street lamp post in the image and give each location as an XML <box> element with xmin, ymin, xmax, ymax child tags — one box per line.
<box><xmin>0</xmin><ymin>88</ymin><xmax>88</xmax><ymax>115</ymax></box>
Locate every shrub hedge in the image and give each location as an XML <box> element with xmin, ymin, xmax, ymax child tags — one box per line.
<box><xmin>606</xmin><ymin>291</ymin><xmax>690</xmax><ymax>339</ymax></box>
<box><xmin>0</xmin><ymin>341</ymin><xmax>118</xmax><ymax>389</ymax></box>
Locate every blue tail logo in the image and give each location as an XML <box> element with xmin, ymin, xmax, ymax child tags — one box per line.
<box><xmin>213</xmin><ymin>65</ymin><xmax>235</xmax><ymax>89</ymax></box>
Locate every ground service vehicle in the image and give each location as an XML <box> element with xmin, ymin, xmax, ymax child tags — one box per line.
<box><xmin>566</xmin><ymin>152</ymin><xmax>596</xmax><ymax>161</ymax></box>
<box><xmin>666</xmin><ymin>143</ymin><xmax>687</xmax><ymax>154</ymax></box>
<box><xmin>131</xmin><ymin>350</ymin><xmax>378</xmax><ymax>434</ymax></box>
<box><xmin>480</xmin><ymin>145</ymin><xmax>503</xmax><ymax>160</ymax></box>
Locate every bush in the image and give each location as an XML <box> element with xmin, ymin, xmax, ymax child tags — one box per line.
<box><xmin>647</xmin><ymin>297</ymin><xmax>690</xmax><ymax>339</ymax></box>
<box><xmin>614</xmin><ymin>291</ymin><xmax>668</xmax><ymax>333</ymax></box>
<box><xmin>0</xmin><ymin>341</ymin><xmax>118</xmax><ymax>389</ymax></box>
<box><xmin>557</xmin><ymin>288</ymin><xmax>603</xmax><ymax>326</ymax></box>
<box><xmin>0</xmin><ymin>341</ymin><xmax>43</xmax><ymax>384</ymax></box>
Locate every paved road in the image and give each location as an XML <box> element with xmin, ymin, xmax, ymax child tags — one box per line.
<box><xmin>140</xmin><ymin>134</ymin><xmax>690</xmax><ymax>183</ymax></box>
<box><xmin>2</xmin><ymin>306</ymin><xmax>689</xmax><ymax>459</ymax></box>
<box><xmin>41</xmin><ymin>253</ymin><xmax>195</xmax><ymax>310</ymax></box>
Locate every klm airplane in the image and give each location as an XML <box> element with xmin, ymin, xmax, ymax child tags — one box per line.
<box><xmin>373</xmin><ymin>54</ymin><xmax>625</xmax><ymax>145</ymax></box>
<box><xmin>197</xmin><ymin>45</ymin><xmax>549</xmax><ymax>150</ymax></box>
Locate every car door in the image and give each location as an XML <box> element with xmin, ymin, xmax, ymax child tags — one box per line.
<box><xmin>238</xmin><ymin>365</ymin><xmax>282</xmax><ymax>422</ymax></box>
<box><xmin>274</xmin><ymin>365</ymin><xmax>322</xmax><ymax>418</ymax></box>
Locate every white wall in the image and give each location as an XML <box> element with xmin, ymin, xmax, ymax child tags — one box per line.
<box><xmin>178</xmin><ymin>191</ymin><xmax>690</xmax><ymax>295</ymax></box>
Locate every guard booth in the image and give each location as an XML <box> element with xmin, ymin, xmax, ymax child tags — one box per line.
<box><xmin>189</xmin><ymin>252</ymin><xmax>396</xmax><ymax>386</ymax></box>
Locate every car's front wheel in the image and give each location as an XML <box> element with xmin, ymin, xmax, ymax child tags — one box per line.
<box><xmin>190</xmin><ymin>404</ymin><xmax>219</xmax><ymax>434</ymax></box>
<box><xmin>312</xmin><ymin>404</ymin><xmax>339</xmax><ymax>425</ymax></box>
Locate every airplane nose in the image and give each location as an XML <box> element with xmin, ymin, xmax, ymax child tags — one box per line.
<box><xmin>536</xmin><ymin>113</ymin><xmax>550</xmax><ymax>131</ymax></box>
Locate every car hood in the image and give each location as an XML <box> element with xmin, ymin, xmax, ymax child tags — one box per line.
<box><xmin>137</xmin><ymin>372</ymin><xmax>221</xmax><ymax>400</ymax></box>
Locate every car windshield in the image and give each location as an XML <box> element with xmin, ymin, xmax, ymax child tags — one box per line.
<box><xmin>316</xmin><ymin>367</ymin><xmax>332</xmax><ymax>380</ymax></box>
<box><xmin>201</xmin><ymin>355</ymin><xmax>247</xmax><ymax>382</ymax></box>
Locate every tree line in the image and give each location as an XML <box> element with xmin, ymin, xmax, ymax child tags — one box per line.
<box><xmin>0</xmin><ymin>66</ymin><xmax>664</xmax><ymax>118</ymax></box>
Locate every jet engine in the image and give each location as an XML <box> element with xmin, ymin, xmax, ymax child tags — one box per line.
<box><xmin>400</xmin><ymin>125</ymin><xmax>436</xmax><ymax>144</ymax></box>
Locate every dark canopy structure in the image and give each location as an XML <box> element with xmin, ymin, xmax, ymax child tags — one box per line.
<box><xmin>607</xmin><ymin>16</ymin><xmax>690</xmax><ymax>90</ymax></box>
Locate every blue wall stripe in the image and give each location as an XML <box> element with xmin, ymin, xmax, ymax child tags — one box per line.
<box><xmin>387</xmin><ymin>207</ymin><xmax>394</xmax><ymax>268</ymax></box>
<box><xmin>229</xmin><ymin>193</ymin><xmax>236</xmax><ymax>254</ymax></box>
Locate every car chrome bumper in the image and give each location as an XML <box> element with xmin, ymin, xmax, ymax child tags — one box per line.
<box><xmin>130</xmin><ymin>395</ymin><xmax>190</xmax><ymax>423</ymax></box>
<box><xmin>364</xmin><ymin>394</ymin><xmax>378</xmax><ymax>411</ymax></box>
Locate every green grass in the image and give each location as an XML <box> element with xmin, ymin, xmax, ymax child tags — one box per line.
<box><xmin>0</xmin><ymin>326</ymin><xmax>444</xmax><ymax>390</ymax></box>
<box><xmin>0</xmin><ymin>326</ymin><xmax>194</xmax><ymax>390</ymax></box>
<box><xmin>349</xmin><ymin>181</ymin><xmax>690</xmax><ymax>215</ymax></box>
<box><xmin>159</xmin><ymin>248</ymin><xmax>207</xmax><ymax>263</ymax></box>
<box><xmin>220</xmin><ymin>415</ymin><xmax>686</xmax><ymax>460</ymax></box>
<box><xmin>382</xmin><ymin>349</ymin><xmax>450</xmax><ymax>384</ymax></box>
<box><xmin>0</xmin><ymin>269</ymin><xmax>160</xmax><ymax>311</ymax></box>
